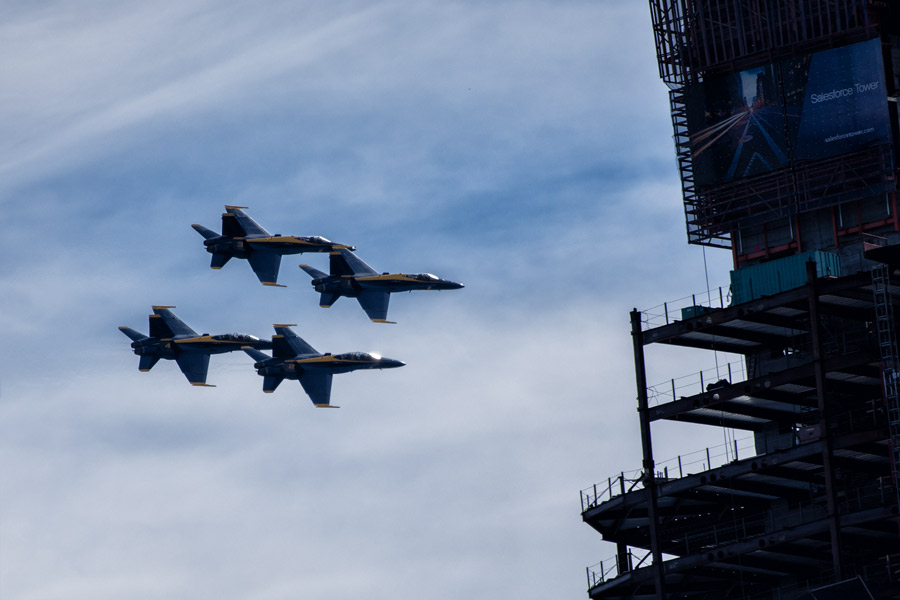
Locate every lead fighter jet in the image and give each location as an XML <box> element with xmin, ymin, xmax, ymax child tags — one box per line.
<box><xmin>119</xmin><ymin>306</ymin><xmax>272</xmax><ymax>386</ymax></box>
<box><xmin>242</xmin><ymin>325</ymin><xmax>404</xmax><ymax>407</ymax></box>
<box><xmin>192</xmin><ymin>206</ymin><xmax>355</xmax><ymax>287</ymax></box>
<box><xmin>299</xmin><ymin>249</ymin><xmax>464</xmax><ymax>323</ymax></box>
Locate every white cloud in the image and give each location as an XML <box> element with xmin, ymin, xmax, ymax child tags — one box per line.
<box><xmin>0</xmin><ymin>2</ymin><xmax>737</xmax><ymax>598</ymax></box>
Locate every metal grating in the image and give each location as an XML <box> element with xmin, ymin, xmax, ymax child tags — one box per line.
<box><xmin>650</xmin><ymin>0</ymin><xmax>892</xmax><ymax>248</ymax></box>
<box><xmin>679</xmin><ymin>144</ymin><xmax>897</xmax><ymax>247</ymax></box>
<box><xmin>649</xmin><ymin>0</ymin><xmax>874</xmax><ymax>86</ymax></box>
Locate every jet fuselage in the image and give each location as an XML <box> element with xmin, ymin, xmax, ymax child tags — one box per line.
<box><xmin>203</xmin><ymin>234</ymin><xmax>351</xmax><ymax>258</ymax></box>
<box><xmin>131</xmin><ymin>333</ymin><xmax>270</xmax><ymax>356</ymax></box>
<box><xmin>193</xmin><ymin>207</ymin><xmax>356</xmax><ymax>286</ymax></box>
<box><xmin>310</xmin><ymin>273</ymin><xmax>463</xmax><ymax>297</ymax></box>
<box><xmin>251</xmin><ymin>352</ymin><xmax>404</xmax><ymax>379</ymax></box>
<box><xmin>120</xmin><ymin>307</ymin><xmax>272</xmax><ymax>386</ymax></box>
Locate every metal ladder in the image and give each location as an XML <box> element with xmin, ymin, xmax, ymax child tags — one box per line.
<box><xmin>872</xmin><ymin>265</ymin><xmax>900</xmax><ymax>498</ymax></box>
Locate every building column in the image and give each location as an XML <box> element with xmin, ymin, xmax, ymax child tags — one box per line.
<box><xmin>806</xmin><ymin>260</ymin><xmax>844</xmax><ymax>580</ymax></box>
<box><xmin>631</xmin><ymin>309</ymin><xmax>666</xmax><ymax>598</ymax></box>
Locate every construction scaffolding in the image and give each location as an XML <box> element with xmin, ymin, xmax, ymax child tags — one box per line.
<box><xmin>581</xmin><ymin>1</ymin><xmax>900</xmax><ymax>598</ymax></box>
<box><xmin>583</xmin><ymin>266</ymin><xmax>900</xmax><ymax>599</ymax></box>
<box><xmin>648</xmin><ymin>0</ymin><xmax>898</xmax><ymax>249</ymax></box>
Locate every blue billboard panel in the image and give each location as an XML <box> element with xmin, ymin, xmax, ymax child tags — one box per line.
<box><xmin>685</xmin><ymin>39</ymin><xmax>890</xmax><ymax>188</ymax></box>
<box><xmin>786</xmin><ymin>38</ymin><xmax>890</xmax><ymax>161</ymax></box>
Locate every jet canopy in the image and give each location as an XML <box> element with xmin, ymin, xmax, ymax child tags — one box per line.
<box><xmin>334</xmin><ymin>351</ymin><xmax>381</xmax><ymax>361</ymax></box>
<box><xmin>214</xmin><ymin>333</ymin><xmax>261</xmax><ymax>342</ymax></box>
<box><xmin>412</xmin><ymin>273</ymin><xmax>440</xmax><ymax>281</ymax></box>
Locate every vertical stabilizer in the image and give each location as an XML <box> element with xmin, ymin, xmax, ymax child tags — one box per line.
<box><xmin>226</xmin><ymin>206</ymin><xmax>270</xmax><ymax>237</ymax></box>
<box><xmin>330</xmin><ymin>249</ymin><xmax>378</xmax><ymax>276</ymax></box>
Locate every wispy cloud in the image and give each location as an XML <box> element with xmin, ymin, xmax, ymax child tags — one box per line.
<box><xmin>1</xmin><ymin>2</ymin><xmax>734</xmax><ymax>598</ymax></box>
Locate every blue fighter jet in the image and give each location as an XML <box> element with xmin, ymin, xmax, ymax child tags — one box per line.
<box><xmin>192</xmin><ymin>206</ymin><xmax>355</xmax><ymax>287</ymax></box>
<box><xmin>299</xmin><ymin>249</ymin><xmax>464</xmax><ymax>323</ymax></box>
<box><xmin>119</xmin><ymin>306</ymin><xmax>272</xmax><ymax>386</ymax></box>
<box><xmin>242</xmin><ymin>325</ymin><xmax>404</xmax><ymax>407</ymax></box>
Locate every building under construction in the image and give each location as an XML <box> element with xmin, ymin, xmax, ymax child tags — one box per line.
<box><xmin>582</xmin><ymin>1</ymin><xmax>900</xmax><ymax>598</ymax></box>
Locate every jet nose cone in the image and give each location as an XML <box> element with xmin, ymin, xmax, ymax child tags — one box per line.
<box><xmin>381</xmin><ymin>358</ymin><xmax>405</xmax><ymax>369</ymax></box>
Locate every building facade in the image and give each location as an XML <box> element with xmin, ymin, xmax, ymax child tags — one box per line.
<box><xmin>582</xmin><ymin>1</ymin><xmax>900</xmax><ymax>598</ymax></box>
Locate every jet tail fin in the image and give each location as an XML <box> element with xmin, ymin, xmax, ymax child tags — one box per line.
<box><xmin>331</xmin><ymin>248</ymin><xmax>377</xmax><ymax>276</ymax></box>
<box><xmin>210</xmin><ymin>252</ymin><xmax>231</xmax><ymax>269</ymax></box>
<box><xmin>226</xmin><ymin>206</ymin><xmax>270</xmax><ymax>237</ymax></box>
<box><xmin>299</xmin><ymin>264</ymin><xmax>327</xmax><ymax>279</ymax></box>
<box><xmin>139</xmin><ymin>355</ymin><xmax>160</xmax><ymax>372</ymax></box>
<box><xmin>319</xmin><ymin>292</ymin><xmax>340</xmax><ymax>308</ymax></box>
<box><xmin>242</xmin><ymin>347</ymin><xmax>271</xmax><ymax>363</ymax></box>
<box><xmin>192</xmin><ymin>224</ymin><xmax>219</xmax><ymax>240</ymax></box>
<box><xmin>272</xmin><ymin>325</ymin><xmax>319</xmax><ymax>357</ymax></box>
<box><xmin>263</xmin><ymin>375</ymin><xmax>284</xmax><ymax>393</ymax></box>
<box><xmin>118</xmin><ymin>326</ymin><xmax>148</xmax><ymax>342</ymax></box>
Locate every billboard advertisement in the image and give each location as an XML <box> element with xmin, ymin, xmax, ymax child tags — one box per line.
<box><xmin>685</xmin><ymin>39</ymin><xmax>890</xmax><ymax>188</ymax></box>
<box><xmin>685</xmin><ymin>64</ymin><xmax>789</xmax><ymax>185</ymax></box>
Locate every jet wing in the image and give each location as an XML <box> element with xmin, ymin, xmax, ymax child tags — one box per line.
<box><xmin>273</xmin><ymin>326</ymin><xmax>319</xmax><ymax>358</ymax></box>
<box><xmin>298</xmin><ymin>370</ymin><xmax>334</xmax><ymax>407</ymax></box>
<box><xmin>356</xmin><ymin>289</ymin><xmax>393</xmax><ymax>323</ymax></box>
<box><xmin>151</xmin><ymin>307</ymin><xmax>198</xmax><ymax>338</ymax></box>
<box><xmin>175</xmin><ymin>352</ymin><xmax>212</xmax><ymax>386</ymax></box>
<box><xmin>247</xmin><ymin>248</ymin><xmax>283</xmax><ymax>286</ymax></box>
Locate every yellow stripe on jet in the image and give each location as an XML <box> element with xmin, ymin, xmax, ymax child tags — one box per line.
<box><xmin>356</xmin><ymin>274</ymin><xmax>419</xmax><ymax>282</ymax></box>
<box><xmin>177</xmin><ymin>336</ymin><xmax>243</xmax><ymax>344</ymax></box>
<box><xmin>292</xmin><ymin>356</ymin><xmax>340</xmax><ymax>364</ymax></box>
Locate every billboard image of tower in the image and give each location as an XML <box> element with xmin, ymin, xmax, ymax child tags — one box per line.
<box><xmin>581</xmin><ymin>1</ymin><xmax>900</xmax><ymax>599</ymax></box>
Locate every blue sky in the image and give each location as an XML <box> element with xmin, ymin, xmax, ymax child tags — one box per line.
<box><xmin>1</xmin><ymin>2</ymin><xmax>736</xmax><ymax>599</ymax></box>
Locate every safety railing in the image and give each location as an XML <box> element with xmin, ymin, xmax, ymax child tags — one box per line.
<box><xmin>586</xmin><ymin>482</ymin><xmax>895</xmax><ymax>591</ymax></box>
<box><xmin>580</xmin><ymin>434</ymin><xmax>756</xmax><ymax>512</ymax></box>
<box><xmin>647</xmin><ymin>359</ymin><xmax>747</xmax><ymax>408</ymax></box>
<box><xmin>639</xmin><ymin>285</ymin><xmax>730</xmax><ymax>330</ymax></box>
<box><xmin>586</xmin><ymin>548</ymin><xmax>652</xmax><ymax>590</ymax></box>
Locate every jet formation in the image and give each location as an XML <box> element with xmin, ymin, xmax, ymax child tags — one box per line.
<box><xmin>192</xmin><ymin>205</ymin><xmax>354</xmax><ymax>287</ymax></box>
<box><xmin>121</xmin><ymin>206</ymin><xmax>462</xmax><ymax>407</ymax></box>
<box><xmin>119</xmin><ymin>306</ymin><xmax>272</xmax><ymax>386</ymax></box>
<box><xmin>300</xmin><ymin>249</ymin><xmax>464</xmax><ymax>323</ymax></box>
<box><xmin>242</xmin><ymin>325</ymin><xmax>404</xmax><ymax>407</ymax></box>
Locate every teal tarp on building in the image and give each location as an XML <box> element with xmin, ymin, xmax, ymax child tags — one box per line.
<box><xmin>730</xmin><ymin>251</ymin><xmax>842</xmax><ymax>305</ymax></box>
